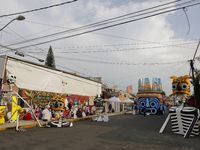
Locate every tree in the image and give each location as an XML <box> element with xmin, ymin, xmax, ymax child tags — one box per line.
<box><xmin>161</xmin><ymin>91</ymin><xmax>166</xmax><ymax>96</ymax></box>
<box><xmin>45</xmin><ymin>46</ymin><xmax>55</xmax><ymax>68</ymax></box>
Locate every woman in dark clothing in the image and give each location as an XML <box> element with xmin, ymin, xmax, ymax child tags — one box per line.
<box><xmin>109</xmin><ymin>104</ymin><xmax>112</xmax><ymax>113</ymax></box>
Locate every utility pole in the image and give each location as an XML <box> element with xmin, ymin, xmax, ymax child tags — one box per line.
<box><xmin>190</xmin><ymin>59</ymin><xmax>195</xmax><ymax>84</ymax></box>
<box><xmin>190</xmin><ymin>40</ymin><xmax>200</xmax><ymax>84</ymax></box>
<box><xmin>190</xmin><ymin>40</ymin><xmax>200</xmax><ymax>109</ymax></box>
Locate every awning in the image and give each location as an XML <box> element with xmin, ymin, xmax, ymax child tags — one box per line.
<box><xmin>123</xmin><ymin>98</ymin><xmax>134</xmax><ymax>103</ymax></box>
<box><xmin>109</xmin><ymin>97</ymin><xmax>121</xmax><ymax>102</ymax></box>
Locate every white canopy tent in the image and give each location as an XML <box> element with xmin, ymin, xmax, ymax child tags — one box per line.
<box><xmin>109</xmin><ymin>97</ymin><xmax>121</xmax><ymax>102</ymax></box>
<box><xmin>122</xmin><ymin>98</ymin><xmax>134</xmax><ymax>112</ymax></box>
<box><xmin>123</xmin><ymin>98</ymin><xmax>134</xmax><ymax>103</ymax></box>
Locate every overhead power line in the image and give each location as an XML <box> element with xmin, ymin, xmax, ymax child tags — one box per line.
<box><xmin>10</xmin><ymin>1</ymin><xmax>200</xmax><ymax>50</ymax></box>
<box><xmin>4</xmin><ymin>0</ymin><xmax>183</xmax><ymax>48</ymax></box>
<box><xmin>54</xmin><ymin>55</ymin><xmax>187</xmax><ymax>66</ymax></box>
<box><xmin>14</xmin><ymin>40</ymin><xmax>198</xmax><ymax>51</ymax></box>
<box><xmin>0</xmin><ymin>0</ymin><xmax>77</xmax><ymax>18</ymax></box>
<box><xmin>1</xmin><ymin>0</ymin><xmax>131</xmax><ymax>46</ymax></box>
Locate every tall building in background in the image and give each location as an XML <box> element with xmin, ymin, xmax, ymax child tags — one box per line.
<box><xmin>127</xmin><ymin>85</ymin><xmax>132</xmax><ymax>93</ymax></box>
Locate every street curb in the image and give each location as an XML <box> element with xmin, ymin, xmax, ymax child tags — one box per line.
<box><xmin>66</xmin><ymin>115</ymin><xmax>100</xmax><ymax>122</ymax></box>
<box><xmin>0</xmin><ymin>122</ymin><xmax>47</xmax><ymax>131</ymax></box>
<box><xmin>0</xmin><ymin>112</ymin><xmax>124</xmax><ymax>131</ymax></box>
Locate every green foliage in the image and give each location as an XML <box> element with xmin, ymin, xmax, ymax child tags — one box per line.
<box><xmin>161</xmin><ymin>91</ymin><xmax>166</xmax><ymax>96</ymax></box>
<box><xmin>45</xmin><ymin>46</ymin><xmax>56</xmax><ymax>68</ymax></box>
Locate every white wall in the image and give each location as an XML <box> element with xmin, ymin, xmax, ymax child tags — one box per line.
<box><xmin>6</xmin><ymin>57</ymin><xmax>101</xmax><ymax>96</ymax></box>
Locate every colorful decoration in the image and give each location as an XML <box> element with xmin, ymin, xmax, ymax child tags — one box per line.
<box><xmin>0</xmin><ymin>106</ymin><xmax>6</xmax><ymax>124</ymax></box>
<box><xmin>170</xmin><ymin>75</ymin><xmax>191</xmax><ymax>96</ymax></box>
<box><xmin>51</xmin><ymin>94</ymin><xmax>65</xmax><ymax>111</ymax></box>
<box><xmin>160</xmin><ymin>75</ymin><xmax>199</xmax><ymax>138</ymax></box>
<box><xmin>92</xmin><ymin>95</ymin><xmax>108</xmax><ymax>122</ymax></box>
<box><xmin>160</xmin><ymin>106</ymin><xmax>199</xmax><ymax>138</ymax></box>
<box><xmin>138</xmin><ymin>79</ymin><xmax>143</xmax><ymax>92</ymax></box>
<box><xmin>137</xmin><ymin>91</ymin><xmax>166</xmax><ymax>115</ymax></box>
<box><xmin>19</xmin><ymin>89</ymin><xmax>89</xmax><ymax>109</ymax></box>
<box><xmin>152</xmin><ymin>78</ymin><xmax>158</xmax><ymax>91</ymax></box>
<box><xmin>158</xmin><ymin>78</ymin><xmax>162</xmax><ymax>91</ymax></box>
<box><xmin>137</xmin><ymin>77</ymin><xmax>165</xmax><ymax>115</ymax></box>
<box><xmin>47</xmin><ymin>94</ymin><xmax>72</xmax><ymax>127</ymax></box>
<box><xmin>138</xmin><ymin>77</ymin><xmax>162</xmax><ymax>92</ymax></box>
<box><xmin>144</xmin><ymin>78</ymin><xmax>151</xmax><ymax>91</ymax></box>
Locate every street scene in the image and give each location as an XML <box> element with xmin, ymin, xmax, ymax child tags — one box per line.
<box><xmin>1</xmin><ymin>113</ymin><xmax>200</xmax><ymax>150</ymax></box>
<box><xmin>1</xmin><ymin>0</ymin><xmax>200</xmax><ymax>150</ymax></box>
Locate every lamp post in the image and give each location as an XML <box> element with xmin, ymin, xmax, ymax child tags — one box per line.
<box><xmin>0</xmin><ymin>15</ymin><xmax>25</xmax><ymax>31</ymax></box>
<box><xmin>0</xmin><ymin>16</ymin><xmax>44</xmax><ymax>62</ymax></box>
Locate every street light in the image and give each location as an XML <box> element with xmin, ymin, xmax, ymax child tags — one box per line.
<box><xmin>15</xmin><ymin>51</ymin><xmax>44</xmax><ymax>62</ymax></box>
<box><xmin>0</xmin><ymin>15</ymin><xmax>25</xmax><ymax>31</ymax></box>
<box><xmin>0</xmin><ymin>15</ymin><xmax>44</xmax><ymax>62</ymax></box>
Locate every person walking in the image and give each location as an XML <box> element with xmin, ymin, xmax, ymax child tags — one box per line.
<box><xmin>143</xmin><ymin>106</ymin><xmax>147</xmax><ymax>117</ymax></box>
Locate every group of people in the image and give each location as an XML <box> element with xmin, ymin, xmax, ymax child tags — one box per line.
<box><xmin>28</xmin><ymin>103</ymin><xmax>98</xmax><ymax>121</ymax></box>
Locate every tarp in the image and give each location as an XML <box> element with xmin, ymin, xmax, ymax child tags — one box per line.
<box><xmin>6</xmin><ymin>58</ymin><xmax>101</xmax><ymax>96</ymax></box>
<box><xmin>123</xmin><ymin>98</ymin><xmax>134</xmax><ymax>103</ymax></box>
<box><xmin>109</xmin><ymin>97</ymin><xmax>121</xmax><ymax>102</ymax></box>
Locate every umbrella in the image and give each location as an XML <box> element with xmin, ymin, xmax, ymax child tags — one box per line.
<box><xmin>109</xmin><ymin>97</ymin><xmax>121</xmax><ymax>102</ymax></box>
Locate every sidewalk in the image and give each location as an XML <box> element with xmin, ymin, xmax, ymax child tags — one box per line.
<box><xmin>0</xmin><ymin>112</ymin><xmax>124</xmax><ymax>131</ymax></box>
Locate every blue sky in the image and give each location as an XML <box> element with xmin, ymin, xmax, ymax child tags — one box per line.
<box><xmin>0</xmin><ymin>0</ymin><xmax>200</xmax><ymax>95</ymax></box>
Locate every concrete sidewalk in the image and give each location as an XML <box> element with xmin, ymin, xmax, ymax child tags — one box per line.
<box><xmin>0</xmin><ymin>112</ymin><xmax>124</xmax><ymax>131</ymax></box>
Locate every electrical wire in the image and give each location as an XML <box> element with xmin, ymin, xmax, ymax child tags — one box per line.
<box><xmin>1</xmin><ymin>0</ymin><xmax>132</xmax><ymax>46</ymax></box>
<box><xmin>0</xmin><ymin>0</ymin><xmax>77</xmax><ymax>18</ymax></box>
<box><xmin>16</xmin><ymin>40</ymin><xmax>198</xmax><ymax>53</ymax></box>
<box><xmin>182</xmin><ymin>7</ymin><xmax>191</xmax><ymax>35</ymax></box>
<box><xmin>54</xmin><ymin>55</ymin><xmax>187</xmax><ymax>66</ymax></box>
<box><xmin>162</xmin><ymin>61</ymin><xmax>189</xmax><ymax>83</ymax></box>
<box><xmin>10</xmin><ymin>1</ymin><xmax>200</xmax><ymax>50</ymax></box>
<box><xmin>110</xmin><ymin>63</ymin><xmax>183</xmax><ymax>81</ymax></box>
<box><xmin>3</xmin><ymin>0</ymin><xmax>186</xmax><ymax>48</ymax></box>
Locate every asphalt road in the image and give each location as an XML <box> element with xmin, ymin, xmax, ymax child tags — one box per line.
<box><xmin>0</xmin><ymin>113</ymin><xmax>200</xmax><ymax>150</ymax></box>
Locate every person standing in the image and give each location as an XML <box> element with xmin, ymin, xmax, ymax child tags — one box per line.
<box><xmin>143</xmin><ymin>106</ymin><xmax>147</xmax><ymax>117</ymax></box>
<box><xmin>109</xmin><ymin>104</ymin><xmax>112</xmax><ymax>113</ymax></box>
<box><xmin>91</xmin><ymin>106</ymin><xmax>96</xmax><ymax>115</ymax></box>
<box><xmin>134</xmin><ymin>105</ymin><xmax>138</xmax><ymax>114</ymax></box>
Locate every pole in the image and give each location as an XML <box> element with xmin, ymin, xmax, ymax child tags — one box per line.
<box><xmin>190</xmin><ymin>40</ymin><xmax>200</xmax><ymax>84</ymax></box>
<box><xmin>191</xmin><ymin>40</ymin><xmax>200</xmax><ymax>108</ymax></box>
<box><xmin>0</xmin><ymin>19</ymin><xmax>16</xmax><ymax>31</ymax></box>
<box><xmin>190</xmin><ymin>59</ymin><xmax>195</xmax><ymax>84</ymax></box>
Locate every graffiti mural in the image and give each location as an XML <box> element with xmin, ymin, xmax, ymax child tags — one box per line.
<box><xmin>19</xmin><ymin>89</ymin><xmax>89</xmax><ymax>108</ymax></box>
<box><xmin>20</xmin><ymin>89</ymin><xmax>54</xmax><ymax>108</ymax></box>
<box><xmin>67</xmin><ymin>94</ymin><xmax>89</xmax><ymax>106</ymax></box>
